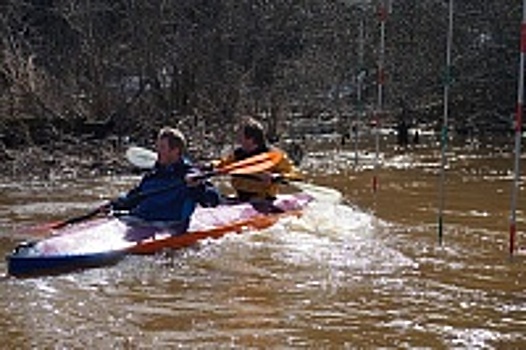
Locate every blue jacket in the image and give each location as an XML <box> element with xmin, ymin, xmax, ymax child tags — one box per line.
<box><xmin>116</xmin><ymin>158</ymin><xmax>219</xmax><ymax>225</ymax></box>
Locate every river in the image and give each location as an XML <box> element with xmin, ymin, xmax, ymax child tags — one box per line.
<box><xmin>0</xmin><ymin>132</ymin><xmax>525</xmax><ymax>348</ymax></box>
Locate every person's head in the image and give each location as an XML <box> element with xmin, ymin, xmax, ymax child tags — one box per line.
<box><xmin>156</xmin><ymin>127</ymin><xmax>186</xmax><ymax>165</ymax></box>
<box><xmin>237</xmin><ymin>117</ymin><xmax>266</xmax><ymax>151</ymax></box>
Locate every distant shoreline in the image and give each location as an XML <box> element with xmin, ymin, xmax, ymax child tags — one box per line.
<box><xmin>0</xmin><ymin>139</ymin><xmax>135</xmax><ymax>182</ymax></box>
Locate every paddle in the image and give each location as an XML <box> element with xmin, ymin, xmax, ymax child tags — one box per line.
<box><xmin>126</xmin><ymin>147</ymin><xmax>341</xmax><ymax>203</ymax></box>
<box><xmin>28</xmin><ymin>148</ymin><xmax>283</xmax><ymax>233</ymax></box>
<box><xmin>126</xmin><ymin>146</ymin><xmax>339</xmax><ymax>203</ymax></box>
<box><xmin>37</xmin><ymin>206</ymin><xmax>107</xmax><ymax>231</ymax></box>
<box><xmin>125</xmin><ymin>146</ymin><xmax>157</xmax><ymax>169</ymax></box>
<box><xmin>125</xmin><ymin>146</ymin><xmax>283</xmax><ymax>177</ymax></box>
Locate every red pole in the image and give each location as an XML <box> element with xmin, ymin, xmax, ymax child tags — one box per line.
<box><xmin>509</xmin><ymin>2</ymin><xmax>526</xmax><ymax>256</ymax></box>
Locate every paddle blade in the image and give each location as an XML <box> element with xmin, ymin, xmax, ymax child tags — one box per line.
<box><xmin>217</xmin><ymin>151</ymin><xmax>283</xmax><ymax>175</ymax></box>
<box><xmin>126</xmin><ymin>146</ymin><xmax>157</xmax><ymax>169</ymax></box>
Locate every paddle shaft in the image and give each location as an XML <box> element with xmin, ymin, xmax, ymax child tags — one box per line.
<box><xmin>49</xmin><ymin>181</ymin><xmax>188</xmax><ymax>230</ymax></box>
<box><xmin>44</xmin><ymin>151</ymin><xmax>283</xmax><ymax>231</ymax></box>
<box><xmin>50</xmin><ymin>206</ymin><xmax>106</xmax><ymax>230</ymax></box>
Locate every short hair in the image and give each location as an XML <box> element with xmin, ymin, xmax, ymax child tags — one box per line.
<box><xmin>158</xmin><ymin>127</ymin><xmax>186</xmax><ymax>152</ymax></box>
<box><xmin>240</xmin><ymin>117</ymin><xmax>266</xmax><ymax>147</ymax></box>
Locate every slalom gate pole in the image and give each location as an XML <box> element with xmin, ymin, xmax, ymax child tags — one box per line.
<box><xmin>373</xmin><ymin>0</ymin><xmax>388</xmax><ymax>193</ymax></box>
<box><xmin>509</xmin><ymin>1</ymin><xmax>526</xmax><ymax>257</ymax></box>
<box><xmin>355</xmin><ymin>12</ymin><xmax>365</xmax><ymax>168</ymax></box>
<box><xmin>438</xmin><ymin>0</ymin><xmax>454</xmax><ymax>245</ymax></box>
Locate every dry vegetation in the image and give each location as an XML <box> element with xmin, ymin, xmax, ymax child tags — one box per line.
<box><xmin>0</xmin><ymin>0</ymin><xmax>521</xmax><ymax>179</ymax></box>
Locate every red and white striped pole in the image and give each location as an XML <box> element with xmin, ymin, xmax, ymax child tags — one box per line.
<box><xmin>509</xmin><ymin>1</ymin><xmax>526</xmax><ymax>257</ymax></box>
<box><xmin>373</xmin><ymin>0</ymin><xmax>388</xmax><ymax>193</ymax></box>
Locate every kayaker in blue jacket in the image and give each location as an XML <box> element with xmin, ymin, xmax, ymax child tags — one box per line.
<box><xmin>112</xmin><ymin>127</ymin><xmax>220</xmax><ymax>230</ymax></box>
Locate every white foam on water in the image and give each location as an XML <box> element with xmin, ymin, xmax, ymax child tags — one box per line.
<box><xmin>243</xmin><ymin>185</ymin><xmax>414</xmax><ymax>279</ymax></box>
<box><xmin>268</xmin><ymin>202</ymin><xmax>377</xmax><ymax>267</ymax></box>
<box><xmin>304</xmin><ymin>150</ymin><xmax>383</xmax><ymax>172</ymax></box>
<box><xmin>292</xmin><ymin>182</ymin><xmax>342</xmax><ymax>204</ymax></box>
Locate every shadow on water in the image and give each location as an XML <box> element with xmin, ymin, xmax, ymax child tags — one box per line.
<box><xmin>0</xmin><ymin>135</ymin><xmax>525</xmax><ymax>348</ymax></box>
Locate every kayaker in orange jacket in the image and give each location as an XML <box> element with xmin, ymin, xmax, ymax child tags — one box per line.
<box><xmin>214</xmin><ymin>117</ymin><xmax>302</xmax><ymax>201</ymax></box>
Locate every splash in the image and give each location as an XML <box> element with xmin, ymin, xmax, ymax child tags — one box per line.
<box><xmin>292</xmin><ymin>182</ymin><xmax>342</xmax><ymax>204</ymax></box>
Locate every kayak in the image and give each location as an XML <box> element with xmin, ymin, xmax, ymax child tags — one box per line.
<box><xmin>7</xmin><ymin>193</ymin><xmax>313</xmax><ymax>277</ymax></box>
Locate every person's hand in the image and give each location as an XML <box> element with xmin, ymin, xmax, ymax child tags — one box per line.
<box><xmin>185</xmin><ymin>173</ymin><xmax>203</xmax><ymax>187</ymax></box>
<box><xmin>99</xmin><ymin>201</ymin><xmax>113</xmax><ymax>214</ymax></box>
<box><xmin>257</xmin><ymin>172</ymin><xmax>273</xmax><ymax>185</ymax></box>
<box><xmin>256</xmin><ymin>172</ymin><xmax>284</xmax><ymax>184</ymax></box>
<box><xmin>271</xmin><ymin>173</ymin><xmax>284</xmax><ymax>183</ymax></box>
<box><xmin>198</xmin><ymin>163</ymin><xmax>214</xmax><ymax>172</ymax></box>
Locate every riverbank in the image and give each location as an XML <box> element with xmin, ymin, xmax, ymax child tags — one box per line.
<box><xmin>0</xmin><ymin>139</ymin><xmax>131</xmax><ymax>181</ymax></box>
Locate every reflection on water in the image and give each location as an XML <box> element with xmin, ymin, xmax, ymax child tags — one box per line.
<box><xmin>0</xmin><ymin>138</ymin><xmax>525</xmax><ymax>348</ymax></box>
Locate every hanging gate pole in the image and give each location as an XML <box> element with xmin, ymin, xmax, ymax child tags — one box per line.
<box><xmin>438</xmin><ymin>0</ymin><xmax>454</xmax><ymax>245</ymax></box>
<box><xmin>509</xmin><ymin>1</ymin><xmax>526</xmax><ymax>257</ymax></box>
<box><xmin>373</xmin><ymin>0</ymin><xmax>388</xmax><ymax>193</ymax></box>
<box><xmin>355</xmin><ymin>14</ymin><xmax>365</xmax><ymax>167</ymax></box>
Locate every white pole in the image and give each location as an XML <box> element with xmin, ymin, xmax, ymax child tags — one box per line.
<box><xmin>355</xmin><ymin>13</ymin><xmax>365</xmax><ymax>167</ymax></box>
<box><xmin>438</xmin><ymin>0</ymin><xmax>453</xmax><ymax>245</ymax></box>
<box><xmin>509</xmin><ymin>0</ymin><xmax>526</xmax><ymax>256</ymax></box>
<box><xmin>373</xmin><ymin>0</ymin><xmax>387</xmax><ymax>193</ymax></box>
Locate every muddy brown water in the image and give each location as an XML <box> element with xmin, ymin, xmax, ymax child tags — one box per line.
<box><xmin>0</xmin><ymin>133</ymin><xmax>525</xmax><ymax>348</ymax></box>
